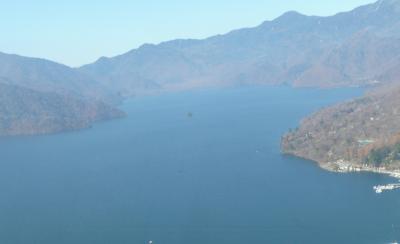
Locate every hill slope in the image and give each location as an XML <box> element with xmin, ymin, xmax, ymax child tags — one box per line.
<box><xmin>0</xmin><ymin>52</ymin><xmax>125</xmax><ymax>136</ymax></box>
<box><xmin>281</xmin><ymin>85</ymin><xmax>400</xmax><ymax>172</ymax></box>
<box><xmin>0</xmin><ymin>52</ymin><xmax>120</xmax><ymax>104</ymax></box>
<box><xmin>0</xmin><ymin>83</ymin><xmax>124</xmax><ymax>136</ymax></box>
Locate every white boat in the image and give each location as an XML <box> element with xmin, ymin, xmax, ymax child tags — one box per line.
<box><xmin>373</xmin><ymin>183</ymin><xmax>400</xmax><ymax>193</ymax></box>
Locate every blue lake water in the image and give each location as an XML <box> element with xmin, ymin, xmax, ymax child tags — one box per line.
<box><xmin>0</xmin><ymin>86</ymin><xmax>399</xmax><ymax>244</ymax></box>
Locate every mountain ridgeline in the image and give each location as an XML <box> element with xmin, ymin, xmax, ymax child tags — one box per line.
<box><xmin>0</xmin><ymin>52</ymin><xmax>120</xmax><ymax>104</ymax></box>
<box><xmin>79</xmin><ymin>0</ymin><xmax>400</xmax><ymax>95</ymax></box>
<box><xmin>2</xmin><ymin>0</ymin><xmax>400</xmax><ymax>136</ymax></box>
<box><xmin>0</xmin><ymin>52</ymin><xmax>125</xmax><ymax>136</ymax></box>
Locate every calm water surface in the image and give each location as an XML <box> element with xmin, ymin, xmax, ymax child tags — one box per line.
<box><xmin>0</xmin><ymin>86</ymin><xmax>399</xmax><ymax>244</ymax></box>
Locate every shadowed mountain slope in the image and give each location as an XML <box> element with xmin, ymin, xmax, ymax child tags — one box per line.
<box><xmin>0</xmin><ymin>83</ymin><xmax>124</xmax><ymax>136</ymax></box>
<box><xmin>0</xmin><ymin>53</ymin><xmax>125</xmax><ymax>136</ymax></box>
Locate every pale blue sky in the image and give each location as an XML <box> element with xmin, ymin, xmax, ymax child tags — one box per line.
<box><xmin>0</xmin><ymin>0</ymin><xmax>375</xmax><ymax>67</ymax></box>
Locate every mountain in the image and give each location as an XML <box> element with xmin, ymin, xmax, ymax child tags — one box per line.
<box><xmin>0</xmin><ymin>53</ymin><xmax>125</xmax><ymax>136</ymax></box>
<box><xmin>281</xmin><ymin>85</ymin><xmax>400</xmax><ymax>171</ymax></box>
<box><xmin>294</xmin><ymin>31</ymin><xmax>400</xmax><ymax>87</ymax></box>
<box><xmin>280</xmin><ymin>1</ymin><xmax>400</xmax><ymax>173</ymax></box>
<box><xmin>0</xmin><ymin>83</ymin><xmax>124</xmax><ymax>136</ymax></box>
<box><xmin>3</xmin><ymin>0</ymin><xmax>400</xmax><ymax>136</ymax></box>
<box><xmin>79</xmin><ymin>0</ymin><xmax>400</xmax><ymax>95</ymax></box>
<box><xmin>0</xmin><ymin>52</ymin><xmax>120</xmax><ymax>104</ymax></box>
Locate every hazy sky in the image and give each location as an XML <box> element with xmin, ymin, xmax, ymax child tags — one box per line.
<box><xmin>1</xmin><ymin>0</ymin><xmax>375</xmax><ymax>67</ymax></box>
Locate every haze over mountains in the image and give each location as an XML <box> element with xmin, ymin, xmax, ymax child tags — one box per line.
<box><xmin>2</xmin><ymin>0</ymin><xmax>400</xmax><ymax>135</ymax></box>
<box><xmin>0</xmin><ymin>53</ymin><xmax>124</xmax><ymax>136</ymax></box>
<box><xmin>80</xmin><ymin>0</ymin><xmax>400</xmax><ymax>94</ymax></box>
<box><xmin>0</xmin><ymin>52</ymin><xmax>119</xmax><ymax>104</ymax></box>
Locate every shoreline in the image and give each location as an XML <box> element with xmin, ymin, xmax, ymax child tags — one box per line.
<box><xmin>284</xmin><ymin>152</ymin><xmax>400</xmax><ymax>193</ymax></box>
<box><xmin>321</xmin><ymin>159</ymin><xmax>400</xmax><ymax>194</ymax></box>
<box><xmin>320</xmin><ymin>159</ymin><xmax>400</xmax><ymax>179</ymax></box>
<box><xmin>283</xmin><ymin>152</ymin><xmax>400</xmax><ymax>179</ymax></box>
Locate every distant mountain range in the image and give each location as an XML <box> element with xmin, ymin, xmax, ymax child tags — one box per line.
<box><xmin>79</xmin><ymin>0</ymin><xmax>400</xmax><ymax>94</ymax></box>
<box><xmin>2</xmin><ymin>0</ymin><xmax>400</xmax><ymax>136</ymax></box>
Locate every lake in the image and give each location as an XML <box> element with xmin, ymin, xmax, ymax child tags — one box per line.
<box><xmin>0</xmin><ymin>86</ymin><xmax>399</xmax><ymax>244</ymax></box>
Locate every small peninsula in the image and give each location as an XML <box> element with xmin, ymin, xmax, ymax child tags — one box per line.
<box><xmin>281</xmin><ymin>85</ymin><xmax>400</xmax><ymax>178</ymax></box>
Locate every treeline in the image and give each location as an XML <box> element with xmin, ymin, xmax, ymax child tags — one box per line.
<box><xmin>365</xmin><ymin>143</ymin><xmax>400</xmax><ymax>166</ymax></box>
